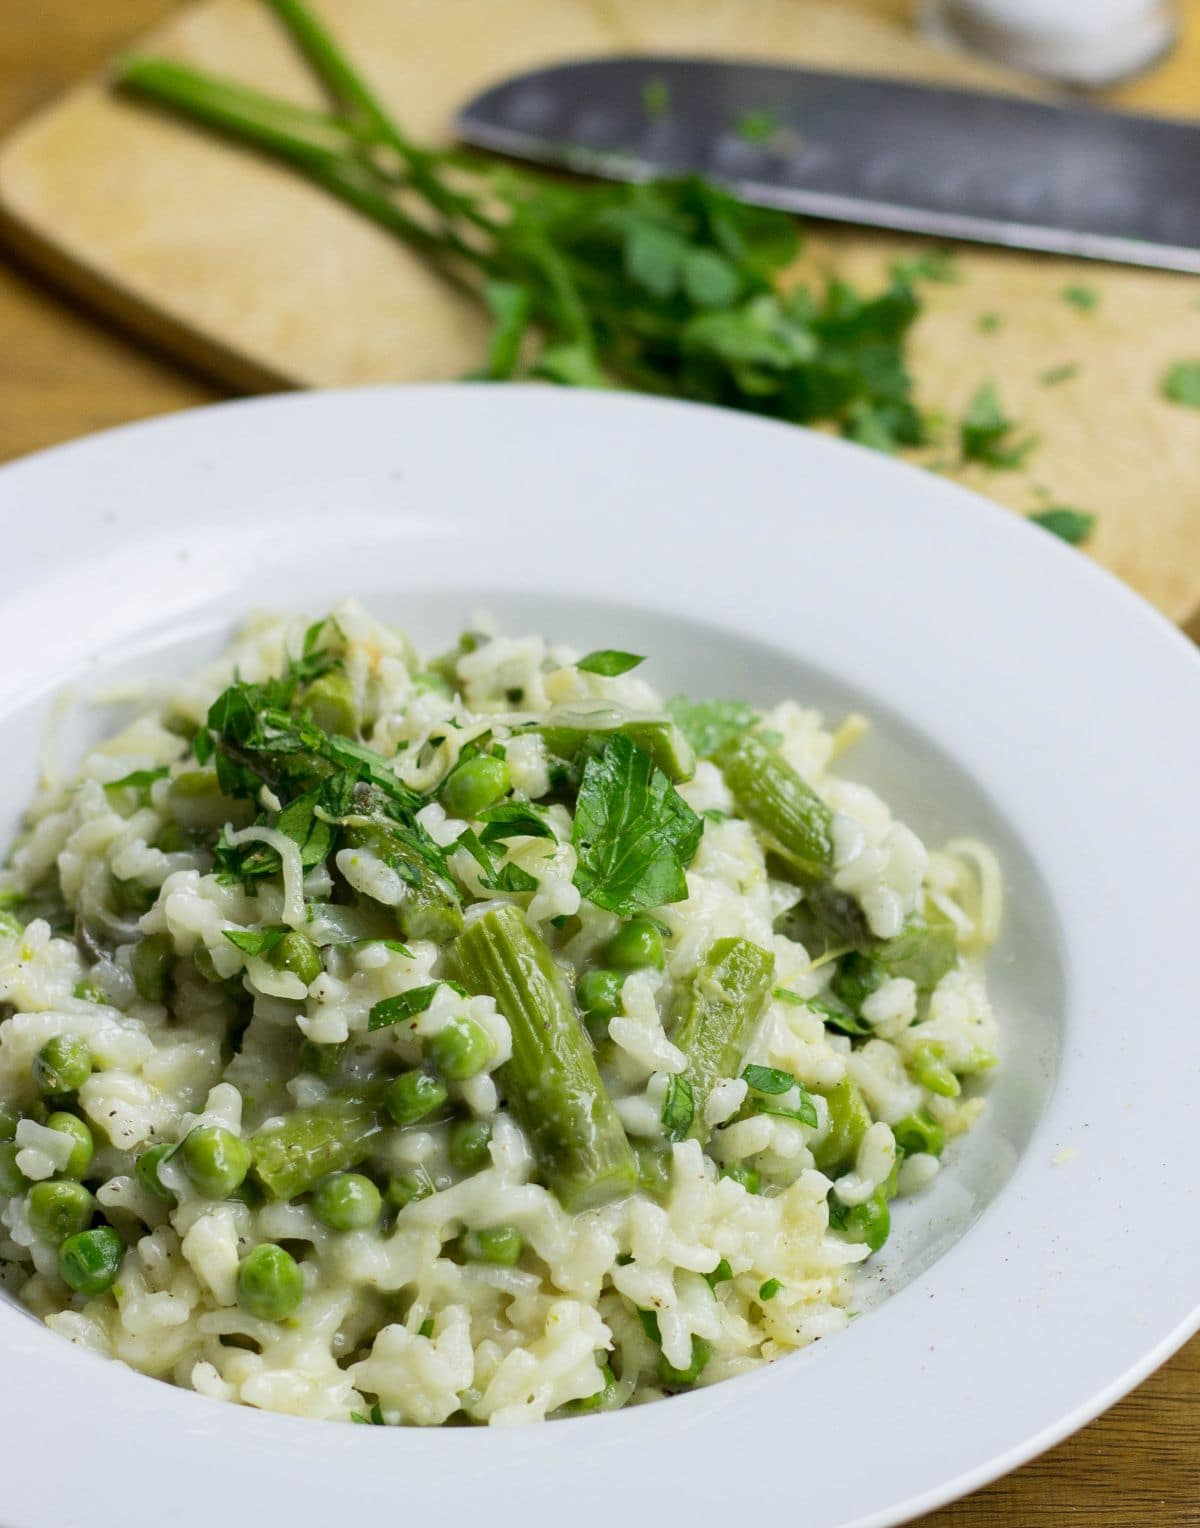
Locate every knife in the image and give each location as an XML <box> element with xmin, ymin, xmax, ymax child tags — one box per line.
<box><xmin>456</xmin><ymin>56</ymin><xmax>1200</xmax><ymax>273</ymax></box>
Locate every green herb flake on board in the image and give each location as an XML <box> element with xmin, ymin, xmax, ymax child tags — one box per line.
<box><xmin>1028</xmin><ymin>508</ymin><xmax>1096</xmax><ymax>545</ymax></box>
<box><xmin>1162</xmin><ymin>361</ymin><xmax>1200</xmax><ymax>409</ymax></box>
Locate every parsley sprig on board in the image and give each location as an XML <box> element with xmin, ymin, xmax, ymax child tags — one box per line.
<box><xmin>117</xmin><ymin>0</ymin><xmax>927</xmax><ymax>448</ymax></box>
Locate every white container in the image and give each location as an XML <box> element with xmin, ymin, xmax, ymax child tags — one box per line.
<box><xmin>922</xmin><ymin>0</ymin><xmax>1179</xmax><ymax>86</ymax></box>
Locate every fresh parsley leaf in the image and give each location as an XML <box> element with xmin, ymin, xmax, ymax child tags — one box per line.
<box><xmin>1028</xmin><ymin>507</ymin><xmax>1096</xmax><ymax>546</ymax></box>
<box><xmin>382</xmin><ymin>940</ymin><xmax>414</xmax><ymax>956</ymax></box>
<box><xmin>1039</xmin><ymin>363</ymin><xmax>1079</xmax><ymax>386</ymax></box>
<box><xmin>735</xmin><ymin>108</ymin><xmax>777</xmax><ymax>144</ymax></box>
<box><xmin>1162</xmin><ymin>360</ymin><xmax>1200</xmax><ymax>409</ymax></box>
<box><xmin>349</xmin><ymin>1401</ymin><xmax>385</xmax><ymax>1425</ymax></box>
<box><xmin>661</xmin><ymin>1074</ymin><xmax>695</xmax><ymax>1142</ymax></box>
<box><xmin>741</xmin><ymin>1065</ymin><xmax>819</xmax><ymax>1126</ymax></box>
<box><xmin>455</xmin><ymin>826</ymin><xmax>540</xmax><ymax>894</ymax></box>
<box><xmin>476</xmin><ymin>802</ymin><xmax>554</xmax><ymax>844</ymax></box>
<box><xmin>741</xmin><ymin>1063</ymin><xmax>796</xmax><ymax>1095</ymax></box>
<box><xmin>103</xmin><ymin>766</ymin><xmax>169</xmax><ymax>797</ymax></box>
<box><xmin>804</xmin><ymin>995</ymin><xmax>872</xmax><ymax>1038</ymax></box>
<box><xmin>222</xmin><ymin>926</ymin><xmax>288</xmax><ymax>956</ymax></box>
<box><xmin>576</xmin><ymin>649</ymin><xmax>646</xmax><ymax>678</ymax></box>
<box><xmin>705</xmin><ymin>1257</ymin><xmax>733</xmax><ymax>1288</ymax></box>
<box><xmin>368</xmin><ymin>983</ymin><xmax>454</xmax><ymax>1031</ymax></box>
<box><xmin>758</xmin><ymin>1278</ymin><xmax>782</xmax><ymax>1301</ymax></box>
<box><xmin>637</xmin><ymin>1308</ymin><xmax>662</xmax><ymax>1344</ymax></box>
<box><xmin>477</xmin><ymin>279</ymin><xmax>532</xmax><ymax>382</ymax></box>
<box><xmin>889</xmin><ymin>249</ymin><xmax>960</xmax><ymax>285</ymax></box>
<box><xmin>666</xmin><ymin>697</ymin><xmax>756</xmax><ymax>759</ymax></box>
<box><xmin>1061</xmin><ymin>284</ymin><xmax>1098</xmax><ymax>312</ymax></box>
<box><xmin>571</xmin><ymin>734</ymin><xmax>703</xmax><ymax>916</ymax></box>
<box><xmin>960</xmin><ymin>383</ymin><xmax>1037</xmax><ymax>470</ymax></box>
<box><xmin>642</xmin><ymin>76</ymin><xmax>670</xmax><ymax>119</ymax></box>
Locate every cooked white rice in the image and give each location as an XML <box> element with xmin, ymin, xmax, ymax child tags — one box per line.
<box><xmin>0</xmin><ymin>603</ymin><xmax>1000</xmax><ymax>1424</ymax></box>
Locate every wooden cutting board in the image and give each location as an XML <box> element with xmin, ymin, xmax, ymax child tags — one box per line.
<box><xmin>2</xmin><ymin>0</ymin><xmax>1200</xmax><ymax>625</ymax></box>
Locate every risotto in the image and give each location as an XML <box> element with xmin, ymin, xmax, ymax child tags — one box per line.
<box><xmin>0</xmin><ymin>604</ymin><xmax>1000</xmax><ymax>1424</ymax></box>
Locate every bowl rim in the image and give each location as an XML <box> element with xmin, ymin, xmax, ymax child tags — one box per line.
<box><xmin>0</xmin><ymin>383</ymin><xmax>1196</xmax><ymax>1528</ymax></box>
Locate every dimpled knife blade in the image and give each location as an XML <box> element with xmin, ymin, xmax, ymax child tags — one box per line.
<box><xmin>456</xmin><ymin>56</ymin><xmax>1200</xmax><ymax>273</ymax></box>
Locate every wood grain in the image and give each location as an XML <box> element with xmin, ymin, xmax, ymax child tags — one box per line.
<box><xmin>0</xmin><ymin>5</ymin><xmax>1197</xmax><ymax>1523</ymax></box>
<box><xmin>3</xmin><ymin>0</ymin><xmax>1200</xmax><ymax>623</ymax></box>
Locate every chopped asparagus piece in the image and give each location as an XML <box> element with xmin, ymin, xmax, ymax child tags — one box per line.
<box><xmin>446</xmin><ymin>905</ymin><xmax>637</xmax><ymax>1212</ymax></box>
<box><xmin>713</xmin><ymin>732</ymin><xmax>833</xmax><ymax>881</ymax></box>
<box><xmin>342</xmin><ymin>821</ymin><xmax>463</xmax><ymax>943</ymax></box>
<box><xmin>250</xmin><ymin>1094</ymin><xmax>383</xmax><ymax>1201</ymax></box>
<box><xmin>671</xmin><ymin>937</ymin><xmax>775</xmax><ymax>1139</ymax></box>
<box><xmin>538</xmin><ymin>706</ymin><xmax>696</xmax><ymax>784</ymax></box>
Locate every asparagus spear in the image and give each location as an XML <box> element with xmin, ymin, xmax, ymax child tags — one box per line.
<box><xmin>446</xmin><ymin>905</ymin><xmax>637</xmax><ymax>1211</ymax></box>
<box><xmin>670</xmin><ymin>937</ymin><xmax>775</xmax><ymax>1139</ymax></box>
<box><xmin>250</xmin><ymin>1093</ymin><xmax>383</xmax><ymax>1201</ymax></box>
<box><xmin>342</xmin><ymin>821</ymin><xmax>463</xmax><ymax>944</ymax></box>
<box><xmin>712</xmin><ymin>732</ymin><xmax>834</xmax><ymax>883</ymax></box>
<box><xmin>538</xmin><ymin>708</ymin><xmax>696</xmax><ymax>784</ymax></box>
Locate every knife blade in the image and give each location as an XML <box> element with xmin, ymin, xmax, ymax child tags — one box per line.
<box><xmin>456</xmin><ymin>56</ymin><xmax>1200</xmax><ymax>273</ymax></box>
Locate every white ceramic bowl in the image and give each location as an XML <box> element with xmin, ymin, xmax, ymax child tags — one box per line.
<box><xmin>0</xmin><ymin>386</ymin><xmax>1196</xmax><ymax>1528</ymax></box>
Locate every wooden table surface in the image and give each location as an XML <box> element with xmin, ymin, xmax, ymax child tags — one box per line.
<box><xmin>1</xmin><ymin>3</ymin><xmax>1197</xmax><ymax>1522</ymax></box>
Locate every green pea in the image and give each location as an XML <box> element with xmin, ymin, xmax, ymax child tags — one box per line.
<box><xmin>424</xmin><ymin>1017</ymin><xmax>492</xmax><ymax>1082</ymax></box>
<box><xmin>462</xmin><ymin>1224</ymin><xmax>523</xmax><ymax>1266</ymax></box>
<box><xmin>561</xmin><ymin>1364</ymin><xmax>619</xmax><ymax>1415</ymax></box>
<box><xmin>236</xmin><ymin>1243</ymin><xmax>304</xmax><ymax>1321</ymax></box>
<box><xmin>811</xmin><ymin>1076</ymin><xmax>872</xmax><ymax>1176</ymax></box>
<box><xmin>908</xmin><ymin>1042</ymin><xmax>961</xmax><ymax>1099</ymax></box>
<box><xmin>33</xmin><ymin>1034</ymin><xmax>92</xmax><ymax>1096</ymax></box>
<box><xmin>295</xmin><ymin>671</ymin><xmax>357</xmax><ymax>736</ymax></box>
<box><xmin>0</xmin><ymin>1106</ymin><xmax>18</xmax><ymax>1142</ymax></box>
<box><xmin>45</xmin><ymin>1112</ymin><xmax>94</xmax><ymax>1179</ymax></box>
<box><xmin>154</xmin><ymin>820</ymin><xmax>198</xmax><ymax>854</ymax></box>
<box><xmin>892</xmin><ymin>1109</ymin><xmax>945</xmax><ymax>1158</ymax></box>
<box><xmin>658</xmin><ymin>1334</ymin><xmax>711</xmax><ymax>1389</ymax></box>
<box><xmin>269</xmin><ymin>931</ymin><xmax>322</xmax><ymax>987</ymax></box>
<box><xmin>109</xmin><ymin>872</ymin><xmax>157</xmax><ymax>917</ymax></box>
<box><xmin>448</xmin><ymin>1117</ymin><xmax>492</xmax><ymax>1174</ymax></box>
<box><xmin>577</xmin><ymin>969</ymin><xmax>625</xmax><ymax>1037</ymax></box>
<box><xmin>180</xmin><ymin>1125</ymin><xmax>250</xmax><ymax>1198</ymax></box>
<box><xmin>720</xmin><ymin>1161</ymin><xmax>760</xmax><ymax>1194</ymax></box>
<box><xmin>58</xmin><ymin>1225</ymin><xmax>124</xmax><ymax>1296</ymax></box>
<box><xmin>0</xmin><ymin>1141</ymin><xmax>29</xmax><ymax>1196</ymax></box>
<box><xmin>604</xmin><ymin>918</ymin><xmax>665</xmax><ymax>972</ymax></box>
<box><xmin>73</xmin><ymin>981</ymin><xmax>106</xmax><ymax>1004</ymax></box>
<box><xmin>297</xmin><ymin>1039</ymin><xmax>346</xmax><ymax>1081</ymax></box>
<box><xmin>28</xmin><ymin>1180</ymin><xmax>95</xmax><ymax>1244</ymax></box>
<box><xmin>841</xmin><ymin>1189</ymin><xmax>891</xmax><ymax>1252</ymax></box>
<box><xmin>440</xmin><ymin>755</ymin><xmax>511</xmax><ymax>820</ymax></box>
<box><xmin>131</xmin><ymin>932</ymin><xmax>174</xmax><ymax>1003</ymax></box>
<box><xmin>310</xmin><ymin>1172</ymin><xmax>382</xmax><ymax>1231</ymax></box>
<box><xmin>136</xmin><ymin>1142</ymin><xmax>177</xmax><ymax>1204</ymax></box>
<box><xmin>383</xmin><ymin>1070</ymin><xmax>448</xmax><ymax>1127</ymax></box>
<box><xmin>167</xmin><ymin>770</ymin><xmax>253</xmax><ymax>833</ymax></box>
<box><xmin>386</xmin><ymin>1167</ymin><xmax>435</xmax><ymax>1209</ymax></box>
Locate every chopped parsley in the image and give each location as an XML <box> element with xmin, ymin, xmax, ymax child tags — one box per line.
<box><xmin>661</xmin><ymin>1074</ymin><xmax>695</xmax><ymax>1142</ymax></box>
<box><xmin>1061</xmin><ymin>284</ymin><xmax>1099</xmax><ymax>312</ymax></box>
<box><xmin>735</xmin><ymin>108</ymin><xmax>778</xmax><ymax>144</ymax></box>
<box><xmin>367</xmin><ymin>982</ymin><xmax>459</xmax><ymax>1031</ymax></box>
<box><xmin>571</xmin><ymin>734</ymin><xmax>703</xmax><ymax>916</ymax></box>
<box><xmin>1162</xmin><ymin>360</ymin><xmax>1200</xmax><ymax>409</ymax></box>
<box><xmin>889</xmin><ymin>249</ymin><xmax>960</xmax><ymax>285</ymax></box>
<box><xmin>576</xmin><ymin>650</ymin><xmax>646</xmax><ymax>678</ymax></box>
<box><xmin>740</xmin><ymin>1065</ymin><xmax>819</xmax><ymax>1126</ymax></box>
<box><xmin>758</xmin><ymin>1278</ymin><xmax>782</xmax><ymax>1301</ymax></box>
<box><xmin>222</xmin><ymin>926</ymin><xmax>289</xmax><ymax>956</ymax></box>
<box><xmin>976</xmin><ymin>311</ymin><xmax>1002</xmax><ymax>333</ymax></box>
<box><xmin>1028</xmin><ymin>507</ymin><xmax>1095</xmax><ymax>546</ymax></box>
<box><xmin>1039</xmin><ymin>363</ymin><xmax>1079</xmax><ymax>386</ymax></box>
<box><xmin>642</xmin><ymin>76</ymin><xmax>670</xmax><ymax>120</ymax></box>
<box><xmin>960</xmin><ymin>383</ymin><xmax>1037</xmax><ymax>470</ymax></box>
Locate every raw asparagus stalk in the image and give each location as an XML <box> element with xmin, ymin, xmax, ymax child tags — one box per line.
<box><xmin>250</xmin><ymin>1094</ymin><xmax>383</xmax><ymax>1201</ymax></box>
<box><xmin>539</xmin><ymin>708</ymin><xmax>696</xmax><ymax>784</ymax></box>
<box><xmin>446</xmin><ymin>905</ymin><xmax>637</xmax><ymax>1211</ymax></box>
<box><xmin>671</xmin><ymin>937</ymin><xmax>775</xmax><ymax>1137</ymax></box>
<box><xmin>713</xmin><ymin>731</ymin><xmax>834</xmax><ymax>882</ymax></box>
